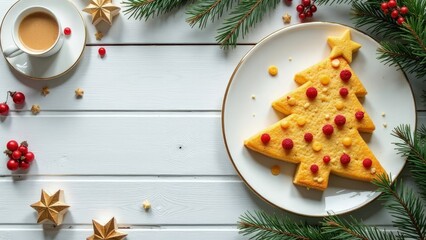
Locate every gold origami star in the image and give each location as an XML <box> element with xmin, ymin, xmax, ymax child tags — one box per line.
<box><xmin>30</xmin><ymin>190</ymin><xmax>70</xmax><ymax>225</ymax></box>
<box><xmin>83</xmin><ymin>0</ymin><xmax>120</xmax><ymax>26</ymax></box>
<box><xmin>31</xmin><ymin>104</ymin><xmax>41</xmax><ymax>115</ymax></box>
<box><xmin>75</xmin><ymin>88</ymin><xmax>85</xmax><ymax>98</ymax></box>
<box><xmin>282</xmin><ymin>13</ymin><xmax>291</xmax><ymax>24</ymax></box>
<box><xmin>327</xmin><ymin>29</ymin><xmax>361</xmax><ymax>63</ymax></box>
<box><xmin>87</xmin><ymin>217</ymin><xmax>127</xmax><ymax>240</ymax></box>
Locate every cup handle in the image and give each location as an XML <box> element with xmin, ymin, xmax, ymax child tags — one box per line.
<box><xmin>3</xmin><ymin>45</ymin><xmax>23</xmax><ymax>58</ymax></box>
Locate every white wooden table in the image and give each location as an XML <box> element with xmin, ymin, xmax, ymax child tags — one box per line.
<box><xmin>0</xmin><ymin>1</ymin><xmax>423</xmax><ymax>239</ymax></box>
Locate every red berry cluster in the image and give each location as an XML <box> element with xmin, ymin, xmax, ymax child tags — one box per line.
<box><xmin>381</xmin><ymin>0</ymin><xmax>408</xmax><ymax>25</ymax></box>
<box><xmin>4</xmin><ymin>140</ymin><xmax>35</xmax><ymax>171</ymax></box>
<box><xmin>0</xmin><ymin>91</ymin><xmax>26</xmax><ymax>116</ymax></box>
<box><xmin>296</xmin><ymin>0</ymin><xmax>317</xmax><ymax>20</ymax></box>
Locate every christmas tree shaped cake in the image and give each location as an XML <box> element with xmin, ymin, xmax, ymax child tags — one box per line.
<box><xmin>244</xmin><ymin>30</ymin><xmax>386</xmax><ymax>191</ymax></box>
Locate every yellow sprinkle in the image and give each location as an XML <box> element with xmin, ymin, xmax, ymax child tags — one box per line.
<box><xmin>288</xmin><ymin>98</ymin><xmax>296</xmax><ymax>106</ymax></box>
<box><xmin>370</xmin><ymin>167</ymin><xmax>376</xmax><ymax>174</ymax></box>
<box><xmin>313</xmin><ymin>177</ymin><xmax>318</xmax><ymax>181</ymax></box>
<box><xmin>331</xmin><ymin>59</ymin><xmax>340</xmax><ymax>68</ymax></box>
<box><xmin>322</xmin><ymin>88</ymin><xmax>328</xmax><ymax>93</ymax></box>
<box><xmin>342</xmin><ymin>137</ymin><xmax>352</xmax><ymax>147</ymax></box>
<box><xmin>312</xmin><ymin>142</ymin><xmax>322</xmax><ymax>152</ymax></box>
<box><xmin>271</xmin><ymin>165</ymin><xmax>281</xmax><ymax>175</ymax></box>
<box><xmin>297</xmin><ymin>117</ymin><xmax>306</xmax><ymax>126</ymax></box>
<box><xmin>303</xmin><ymin>102</ymin><xmax>310</xmax><ymax>109</ymax></box>
<box><xmin>317</xmin><ymin>177</ymin><xmax>324</xmax><ymax>183</ymax></box>
<box><xmin>335</xmin><ymin>101</ymin><xmax>344</xmax><ymax>110</ymax></box>
<box><xmin>268</xmin><ymin>65</ymin><xmax>278</xmax><ymax>76</ymax></box>
<box><xmin>319</xmin><ymin>75</ymin><xmax>331</xmax><ymax>85</ymax></box>
<box><xmin>281</xmin><ymin>121</ymin><xmax>290</xmax><ymax>129</ymax></box>
<box><xmin>325</xmin><ymin>114</ymin><xmax>330</xmax><ymax>120</ymax></box>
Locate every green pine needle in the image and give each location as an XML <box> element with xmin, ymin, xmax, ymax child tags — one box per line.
<box><xmin>215</xmin><ymin>0</ymin><xmax>280</xmax><ymax>49</ymax></box>
<box><xmin>186</xmin><ymin>0</ymin><xmax>238</xmax><ymax>28</ymax></box>
<box><xmin>122</xmin><ymin>0</ymin><xmax>190</xmax><ymax>21</ymax></box>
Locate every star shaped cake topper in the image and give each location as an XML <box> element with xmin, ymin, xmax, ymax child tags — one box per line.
<box><xmin>30</xmin><ymin>189</ymin><xmax>70</xmax><ymax>225</ymax></box>
<box><xmin>327</xmin><ymin>29</ymin><xmax>361</xmax><ymax>63</ymax></box>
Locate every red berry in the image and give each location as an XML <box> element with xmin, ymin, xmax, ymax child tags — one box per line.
<box><xmin>334</xmin><ymin>115</ymin><xmax>346</xmax><ymax>126</ymax></box>
<box><xmin>19</xmin><ymin>160</ymin><xmax>30</xmax><ymax>170</ymax></box>
<box><xmin>388</xmin><ymin>0</ymin><xmax>396</xmax><ymax>8</ymax></box>
<box><xmin>306</xmin><ymin>10</ymin><xmax>313</xmax><ymax>17</ymax></box>
<box><xmin>304</xmin><ymin>133</ymin><xmax>313</xmax><ymax>142</ymax></box>
<box><xmin>322</xmin><ymin>124</ymin><xmax>334</xmax><ymax>136</ymax></box>
<box><xmin>400</xmin><ymin>6</ymin><xmax>408</xmax><ymax>15</ymax></box>
<box><xmin>0</xmin><ymin>103</ymin><xmax>9</xmax><ymax>115</ymax></box>
<box><xmin>323</xmin><ymin>155</ymin><xmax>331</xmax><ymax>164</ymax></box>
<box><xmin>7</xmin><ymin>159</ymin><xmax>19</xmax><ymax>171</ymax></box>
<box><xmin>18</xmin><ymin>146</ymin><xmax>28</xmax><ymax>155</ymax></box>
<box><xmin>282</xmin><ymin>138</ymin><xmax>294</xmax><ymax>150</ymax></box>
<box><xmin>302</xmin><ymin>0</ymin><xmax>310</xmax><ymax>6</ymax></box>
<box><xmin>363</xmin><ymin>158</ymin><xmax>372</xmax><ymax>168</ymax></box>
<box><xmin>340</xmin><ymin>70</ymin><xmax>352</xmax><ymax>82</ymax></box>
<box><xmin>98</xmin><ymin>47</ymin><xmax>106</xmax><ymax>57</ymax></box>
<box><xmin>391</xmin><ymin>10</ymin><xmax>399</xmax><ymax>18</ymax></box>
<box><xmin>25</xmin><ymin>152</ymin><xmax>35</xmax><ymax>162</ymax></box>
<box><xmin>64</xmin><ymin>27</ymin><xmax>72</xmax><ymax>35</ymax></box>
<box><xmin>299</xmin><ymin>13</ymin><xmax>306</xmax><ymax>20</ymax></box>
<box><xmin>11</xmin><ymin>150</ymin><xmax>22</xmax><ymax>160</ymax></box>
<box><xmin>340</xmin><ymin>153</ymin><xmax>351</xmax><ymax>165</ymax></box>
<box><xmin>355</xmin><ymin>111</ymin><xmax>365</xmax><ymax>120</ymax></box>
<box><xmin>397</xmin><ymin>17</ymin><xmax>405</xmax><ymax>25</ymax></box>
<box><xmin>310</xmin><ymin>5</ymin><xmax>317</xmax><ymax>12</ymax></box>
<box><xmin>310</xmin><ymin>164</ymin><xmax>319</xmax><ymax>173</ymax></box>
<box><xmin>296</xmin><ymin>4</ymin><xmax>304</xmax><ymax>13</ymax></box>
<box><xmin>306</xmin><ymin>87</ymin><xmax>318</xmax><ymax>99</ymax></box>
<box><xmin>339</xmin><ymin>88</ymin><xmax>349</xmax><ymax>98</ymax></box>
<box><xmin>261</xmin><ymin>133</ymin><xmax>271</xmax><ymax>144</ymax></box>
<box><xmin>6</xmin><ymin>140</ymin><xmax>19</xmax><ymax>151</ymax></box>
<box><xmin>381</xmin><ymin>2</ymin><xmax>388</xmax><ymax>11</ymax></box>
<box><xmin>11</xmin><ymin>92</ymin><xmax>25</xmax><ymax>104</ymax></box>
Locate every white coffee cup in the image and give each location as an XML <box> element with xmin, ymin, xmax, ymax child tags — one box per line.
<box><xmin>3</xmin><ymin>6</ymin><xmax>63</xmax><ymax>58</ymax></box>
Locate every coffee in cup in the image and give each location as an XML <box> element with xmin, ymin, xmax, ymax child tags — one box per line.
<box><xmin>3</xmin><ymin>6</ymin><xmax>63</xmax><ymax>58</ymax></box>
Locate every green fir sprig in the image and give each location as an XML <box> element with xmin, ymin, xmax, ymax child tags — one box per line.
<box><xmin>238</xmin><ymin>125</ymin><xmax>426</xmax><ymax>240</ymax></box>
<box><xmin>122</xmin><ymin>0</ymin><xmax>190</xmax><ymax>21</ymax></box>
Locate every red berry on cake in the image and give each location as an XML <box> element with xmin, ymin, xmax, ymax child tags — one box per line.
<box><xmin>322</xmin><ymin>124</ymin><xmax>334</xmax><ymax>135</ymax></box>
<box><xmin>304</xmin><ymin>133</ymin><xmax>313</xmax><ymax>142</ymax></box>
<box><xmin>261</xmin><ymin>133</ymin><xmax>271</xmax><ymax>144</ymax></box>
<box><xmin>355</xmin><ymin>111</ymin><xmax>364</xmax><ymax>120</ymax></box>
<box><xmin>323</xmin><ymin>155</ymin><xmax>331</xmax><ymax>164</ymax></box>
<box><xmin>340</xmin><ymin>70</ymin><xmax>352</xmax><ymax>82</ymax></box>
<box><xmin>334</xmin><ymin>115</ymin><xmax>346</xmax><ymax>126</ymax></box>
<box><xmin>282</xmin><ymin>138</ymin><xmax>294</xmax><ymax>150</ymax></box>
<box><xmin>306</xmin><ymin>87</ymin><xmax>318</xmax><ymax>99</ymax></box>
<box><xmin>363</xmin><ymin>158</ymin><xmax>372</xmax><ymax>168</ymax></box>
<box><xmin>310</xmin><ymin>164</ymin><xmax>319</xmax><ymax>173</ymax></box>
<box><xmin>339</xmin><ymin>88</ymin><xmax>349</xmax><ymax>98</ymax></box>
<box><xmin>340</xmin><ymin>153</ymin><xmax>351</xmax><ymax>165</ymax></box>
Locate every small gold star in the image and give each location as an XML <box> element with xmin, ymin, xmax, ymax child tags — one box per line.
<box><xmin>282</xmin><ymin>13</ymin><xmax>291</xmax><ymax>24</ymax></box>
<box><xmin>31</xmin><ymin>105</ymin><xmax>41</xmax><ymax>115</ymax></box>
<box><xmin>83</xmin><ymin>0</ymin><xmax>120</xmax><ymax>26</ymax></box>
<box><xmin>30</xmin><ymin>190</ymin><xmax>70</xmax><ymax>225</ymax></box>
<box><xmin>75</xmin><ymin>88</ymin><xmax>84</xmax><ymax>98</ymax></box>
<box><xmin>87</xmin><ymin>217</ymin><xmax>127</xmax><ymax>240</ymax></box>
<box><xmin>95</xmin><ymin>31</ymin><xmax>104</xmax><ymax>40</ymax></box>
<box><xmin>142</xmin><ymin>200</ymin><xmax>151</xmax><ymax>210</ymax></box>
<box><xmin>327</xmin><ymin>29</ymin><xmax>361</xmax><ymax>63</ymax></box>
<box><xmin>41</xmin><ymin>86</ymin><xmax>50</xmax><ymax>96</ymax></box>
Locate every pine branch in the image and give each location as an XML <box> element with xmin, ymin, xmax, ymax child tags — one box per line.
<box><xmin>322</xmin><ymin>215</ymin><xmax>401</xmax><ymax>240</ymax></box>
<box><xmin>122</xmin><ymin>0</ymin><xmax>190</xmax><ymax>21</ymax></box>
<box><xmin>186</xmin><ymin>0</ymin><xmax>238</xmax><ymax>28</ymax></box>
<box><xmin>216</xmin><ymin>0</ymin><xmax>280</xmax><ymax>49</ymax></box>
<box><xmin>392</xmin><ymin>125</ymin><xmax>426</xmax><ymax>200</ymax></box>
<box><xmin>238</xmin><ymin>211</ymin><xmax>328</xmax><ymax>240</ymax></box>
<box><xmin>372</xmin><ymin>173</ymin><xmax>426</xmax><ymax>240</ymax></box>
<box><xmin>315</xmin><ymin>0</ymin><xmax>357</xmax><ymax>6</ymax></box>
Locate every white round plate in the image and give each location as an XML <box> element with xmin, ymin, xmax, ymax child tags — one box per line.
<box><xmin>0</xmin><ymin>0</ymin><xmax>86</xmax><ymax>80</ymax></box>
<box><xmin>222</xmin><ymin>22</ymin><xmax>416</xmax><ymax>217</ymax></box>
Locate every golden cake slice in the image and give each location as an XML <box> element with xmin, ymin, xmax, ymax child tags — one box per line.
<box><xmin>244</xmin><ymin>30</ymin><xmax>386</xmax><ymax>191</ymax></box>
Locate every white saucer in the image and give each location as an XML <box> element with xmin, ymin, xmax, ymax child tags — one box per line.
<box><xmin>0</xmin><ymin>0</ymin><xmax>86</xmax><ymax>80</ymax></box>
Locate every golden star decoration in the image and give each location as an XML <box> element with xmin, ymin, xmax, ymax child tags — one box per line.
<box><xmin>282</xmin><ymin>13</ymin><xmax>291</xmax><ymax>24</ymax></box>
<box><xmin>327</xmin><ymin>29</ymin><xmax>361</xmax><ymax>63</ymax></box>
<box><xmin>30</xmin><ymin>189</ymin><xmax>70</xmax><ymax>225</ymax></box>
<box><xmin>87</xmin><ymin>217</ymin><xmax>127</xmax><ymax>240</ymax></box>
<box><xmin>31</xmin><ymin>104</ymin><xmax>41</xmax><ymax>115</ymax></box>
<box><xmin>83</xmin><ymin>0</ymin><xmax>120</xmax><ymax>26</ymax></box>
<box><xmin>75</xmin><ymin>88</ymin><xmax>85</xmax><ymax>98</ymax></box>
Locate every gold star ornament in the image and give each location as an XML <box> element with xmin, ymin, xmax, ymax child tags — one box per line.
<box><xmin>30</xmin><ymin>189</ymin><xmax>70</xmax><ymax>225</ymax></box>
<box><xmin>87</xmin><ymin>217</ymin><xmax>127</xmax><ymax>240</ymax></box>
<box><xmin>83</xmin><ymin>0</ymin><xmax>120</xmax><ymax>26</ymax></box>
<box><xmin>327</xmin><ymin>29</ymin><xmax>361</xmax><ymax>63</ymax></box>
